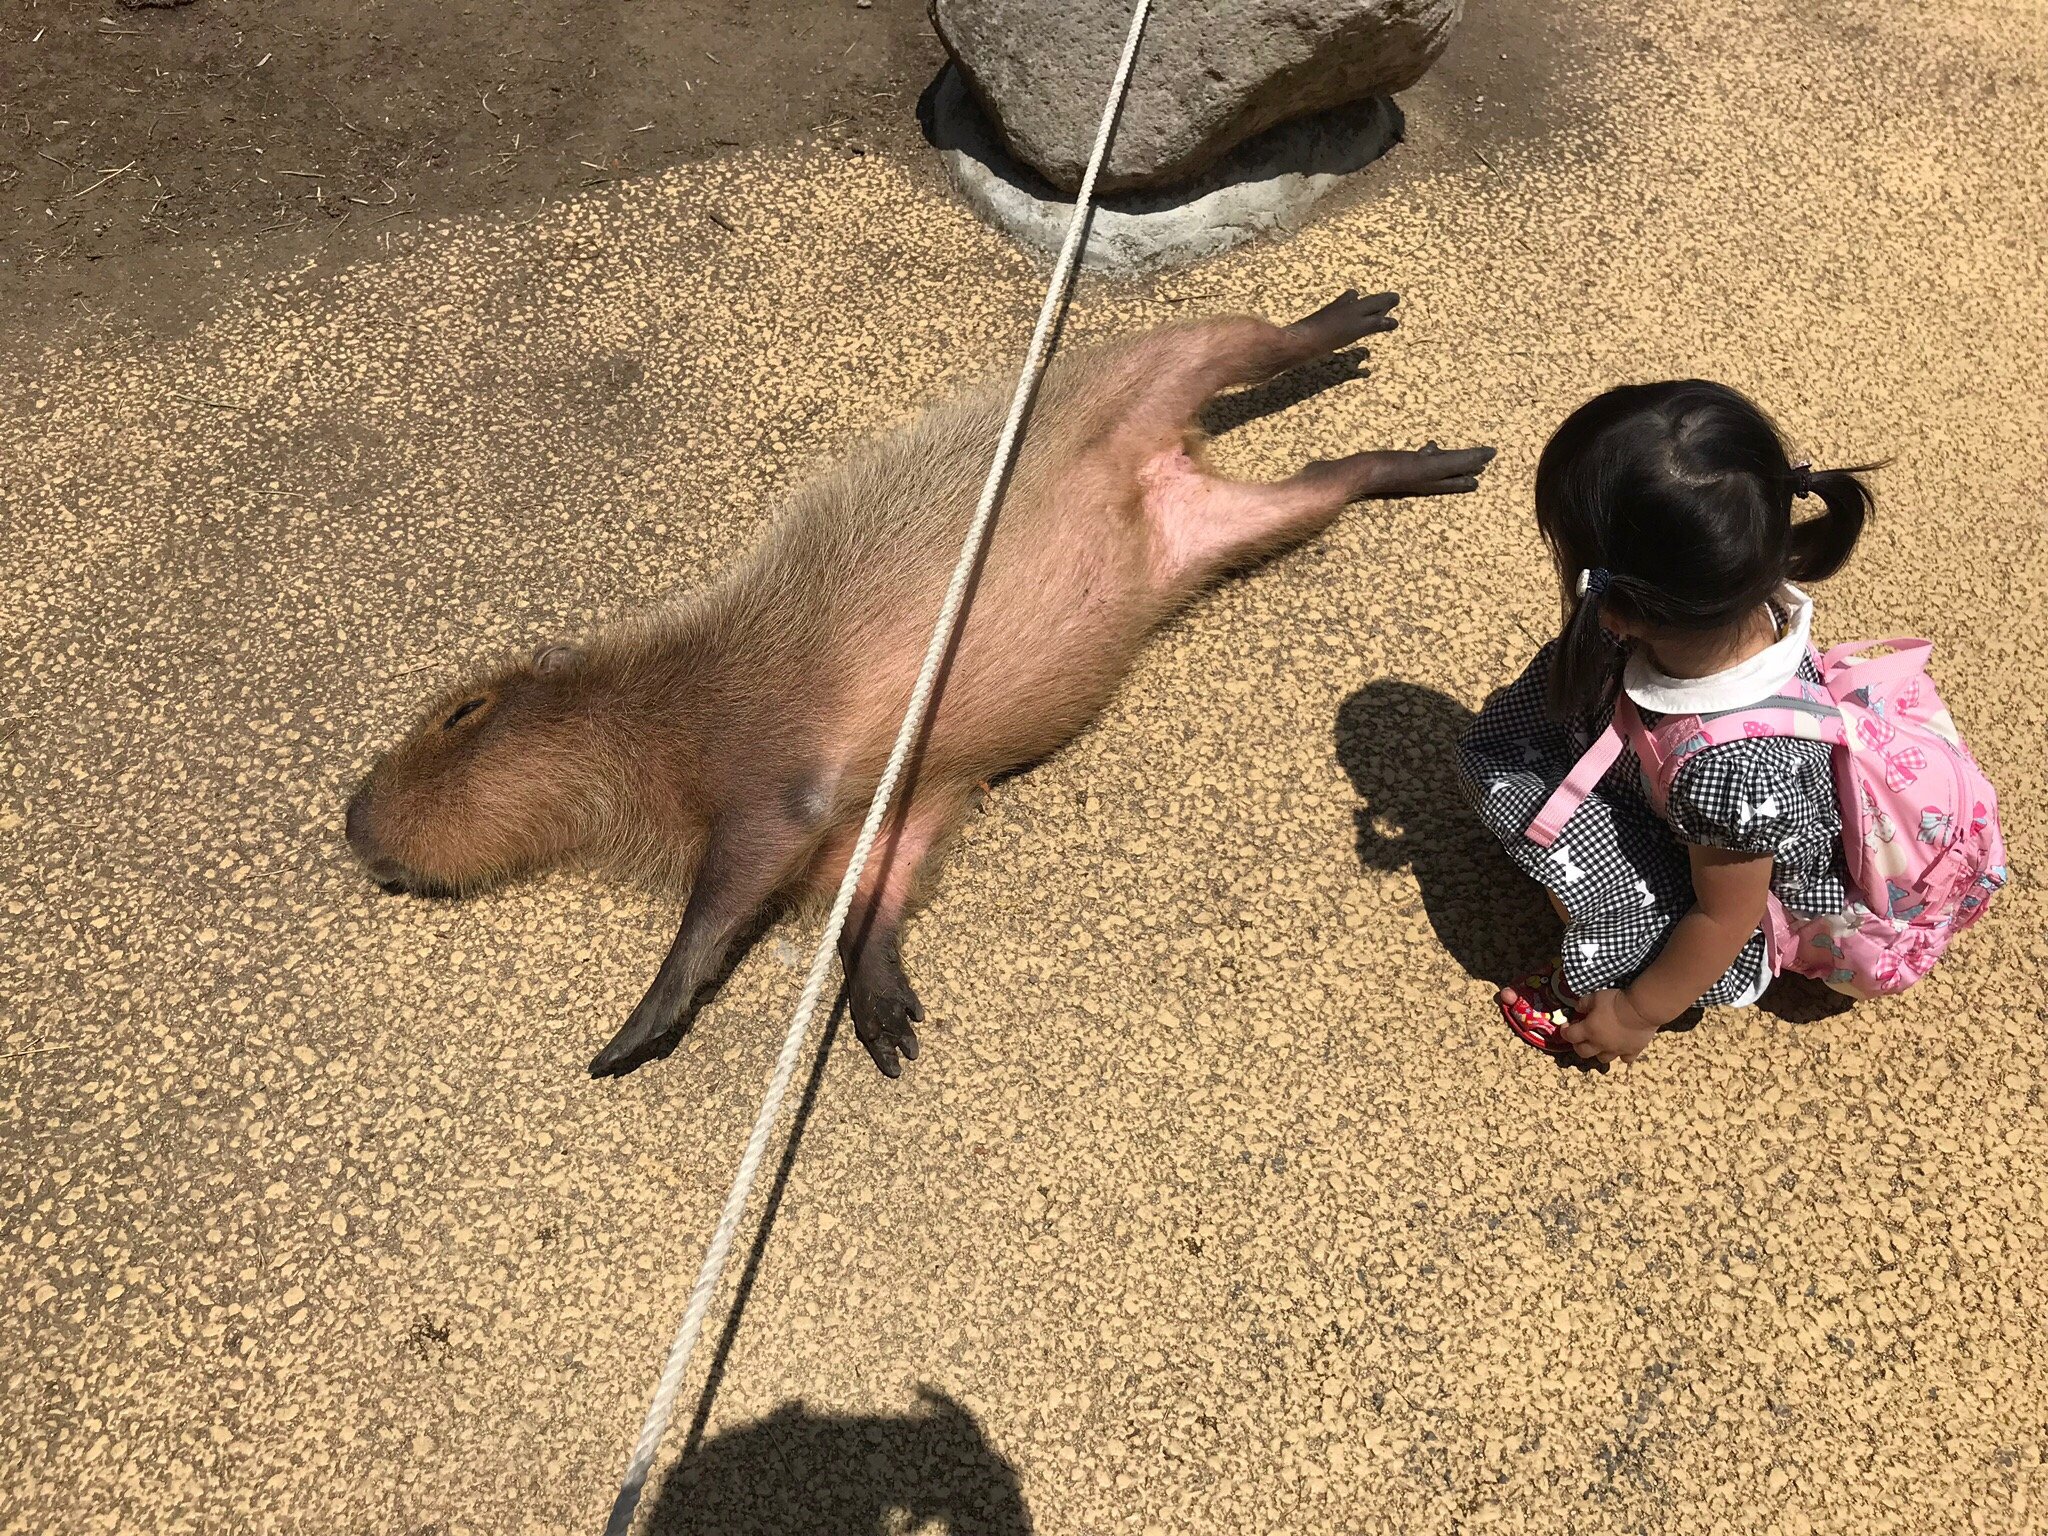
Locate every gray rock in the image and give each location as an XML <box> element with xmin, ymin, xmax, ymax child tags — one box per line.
<box><xmin>929</xmin><ymin>0</ymin><xmax>1460</xmax><ymax>193</ymax></box>
<box><xmin>927</xmin><ymin>66</ymin><xmax>1402</xmax><ymax>273</ymax></box>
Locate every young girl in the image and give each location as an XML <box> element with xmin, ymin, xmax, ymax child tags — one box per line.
<box><xmin>1459</xmin><ymin>380</ymin><xmax>1875</xmax><ymax>1064</ymax></box>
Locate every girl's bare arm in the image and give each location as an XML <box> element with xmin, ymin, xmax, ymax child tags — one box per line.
<box><xmin>1625</xmin><ymin>845</ymin><xmax>1775</xmax><ymax>1023</ymax></box>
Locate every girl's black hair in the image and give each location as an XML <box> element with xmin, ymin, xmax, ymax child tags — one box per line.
<box><xmin>1535</xmin><ymin>379</ymin><xmax>1877</xmax><ymax>719</ymax></box>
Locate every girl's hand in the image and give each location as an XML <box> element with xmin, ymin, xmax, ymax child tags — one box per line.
<box><xmin>1562</xmin><ymin>989</ymin><xmax>1660</xmax><ymax>1064</ymax></box>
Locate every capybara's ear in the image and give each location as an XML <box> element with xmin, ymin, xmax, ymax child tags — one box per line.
<box><xmin>532</xmin><ymin>642</ymin><xmax>582</xmax><ymax>675</ymax></box>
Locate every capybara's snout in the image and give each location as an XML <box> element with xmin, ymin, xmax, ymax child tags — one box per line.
<box><xmin>344</xmin><ymin>780</ymin><xmax>374</xmax><ymax>857</ymax></box>
<box><xmin>344</xmin><ymin>776</ymin><xmax>438</xmax><ymax>896</ymax></box>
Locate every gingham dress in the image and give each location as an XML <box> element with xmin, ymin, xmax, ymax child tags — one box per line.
<box><xmin>1458</xmin><ymin>630</ymin><xmax>1851</xmax><ymax>1008</ymax></box>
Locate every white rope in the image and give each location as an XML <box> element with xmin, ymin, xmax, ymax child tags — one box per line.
<box><xmin>601</xmin><ymin>5</ymin><xmax>1153</xmax><ymax>1531</ymax></box>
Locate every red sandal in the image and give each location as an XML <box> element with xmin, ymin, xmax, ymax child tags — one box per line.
<box><xmin>1499</xmin><ymin>962</ymin><xmax>1580</xmax><ymax>1053</ymax></box>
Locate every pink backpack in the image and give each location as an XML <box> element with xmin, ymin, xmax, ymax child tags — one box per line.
<box><xmin>1527</xmin><ymin>637</ymin><xmax>2008</xmax><ymax>999</ymax></box>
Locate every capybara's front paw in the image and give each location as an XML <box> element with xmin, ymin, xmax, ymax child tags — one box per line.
<box><xmin>588</xmin><ymin>997</ymin><xmax>684</xmax><ymax>1078</ymax></box>
<box><xmin>849</xmin><ymin>959</ymin><xmax>923</xmax><ymax>1080</ymax></box>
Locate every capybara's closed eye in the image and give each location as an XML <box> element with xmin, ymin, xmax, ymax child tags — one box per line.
<box><xmin>441</xmin><ymin>696</ymin><xmax>490</xmax><ymax>731</ymax></box>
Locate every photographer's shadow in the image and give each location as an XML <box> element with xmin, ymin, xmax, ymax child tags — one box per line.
<box><xmin>645</xmin><ymin>1389</ymin><xmax>1032</xmax><ymax>1536</ymax></box>
<box><xmin>1334</xmin><ymin>679</ymin><xmax>1554</xmax><ymax>989</ymax></box>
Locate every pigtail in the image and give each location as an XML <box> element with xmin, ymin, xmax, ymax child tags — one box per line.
<box><xmin>1544</xmin><ymin>569</ymin><xmax>1627</xmax><ymax>722</ymax></box>
<box><xmin>1785</xmin><ymin>461</ymin><xmax>1879</xmax><ymax>583</ymax></box>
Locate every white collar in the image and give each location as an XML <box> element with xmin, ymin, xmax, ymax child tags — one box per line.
<box><xmin>1622</xmin><ymin>585</ymin><xmax>1813</xmax><ymax>715</ymax></box>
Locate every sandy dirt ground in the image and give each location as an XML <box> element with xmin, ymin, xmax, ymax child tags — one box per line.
<box><xmin>2</xmin><ymin>0</ymin><xmax>944</xmax><ymax>323</ymax></box>
<box><xmin>4</xmin><ymin>1</ymin><xmax>2047</xmax><ymax>1534</ymax></box>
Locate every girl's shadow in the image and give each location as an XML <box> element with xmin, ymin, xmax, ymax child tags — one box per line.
<box><xmin>1334</xmin><ymin>679</ymin><xmax>1555</xmax><ymax>989</ymax></box>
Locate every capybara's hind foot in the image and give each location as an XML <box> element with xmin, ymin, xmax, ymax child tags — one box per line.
<box><xmin>848</xmin><ymin>944</ymin><xmax>923</xmax><ymax>1079</ymax></box>
<box><xmin>1303</xmin><ymin>441</ymin><xmax>1497</xmax><ymax>502</ymax></box>
<box><xmin>1286</xmin><ymin>290</ymin><xmax>1400</xmax><ymax>353</ymax></box>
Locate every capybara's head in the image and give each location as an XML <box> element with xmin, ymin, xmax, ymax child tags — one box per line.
<box><xmin>345</xmin><ymin>642</ymin><xmax>599</xmax><ymax>897</ymax></box>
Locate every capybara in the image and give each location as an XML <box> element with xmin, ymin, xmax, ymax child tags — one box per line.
<box><xmin>345</xmin><ymin>291</ymin><xmax>1494</xmax><ymax>1077</ymax></box>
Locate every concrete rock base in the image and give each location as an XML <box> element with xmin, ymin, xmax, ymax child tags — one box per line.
<box><xmin>923</xmin><ymin>66</ymin><xmax>1403</xmax><ymax>274</ymax></box>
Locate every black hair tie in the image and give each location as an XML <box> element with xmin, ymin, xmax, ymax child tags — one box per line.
<box><xmin>1791</xmin><ymin>462</ymin><xmax>1816</xmax><ymax>498</ymax></box>
<box><xmin>1575</xmin><ymin>566</ymin><xmax>1612</xmax><ymax>602</ymax></box>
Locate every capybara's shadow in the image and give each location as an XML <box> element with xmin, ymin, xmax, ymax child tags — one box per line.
<box><xmin>645</xmin><ymin>1389</ymin><xmax>1033</xmax><ymax>1536</ymax></box>
<box><xmin>1201</xmin><ymin>349</ymin><xmax>1373</xmax><ymax>437</ymax></box>
<box><xmin>1334</xmin><ymin>679</ymin><xmax>1554</xmax><ymax>989</ymax></box>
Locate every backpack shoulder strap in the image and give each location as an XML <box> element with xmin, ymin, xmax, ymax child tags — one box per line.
<box><xmin>1818</xmin><ymin>636</ymin><xmax>1934</xmax><ymax>691</ymax></box>
<box><xmin>1652</xmin><ymin>696</ymin><xmax>1848</xmax><ymax>798</ymax></box>
<box><xmin>1523</xmin><ymin>684</ymin><xmax>1850</xmax><ymax>848</ymax></box>
<box><xmin>1524</xmin><ymin>719</ymin><xmax>1627</xmax><ymax>848</ymax></box>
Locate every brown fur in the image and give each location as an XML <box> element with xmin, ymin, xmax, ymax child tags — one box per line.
<box><xmin>345</xmin><ymin>293</ymin><xmax>1494</xmax><ymax>1076</ymax></box>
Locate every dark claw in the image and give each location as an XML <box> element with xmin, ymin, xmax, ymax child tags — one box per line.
<box><xmin>588</xmin><ymin>1000</ymin><xmax>682</xmax><ymax>1078</ymax></box>
<box><xmin>1434</xmin><ymin>444</ymin><xmax>1497</xmax><ymax>472</ymax></box>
